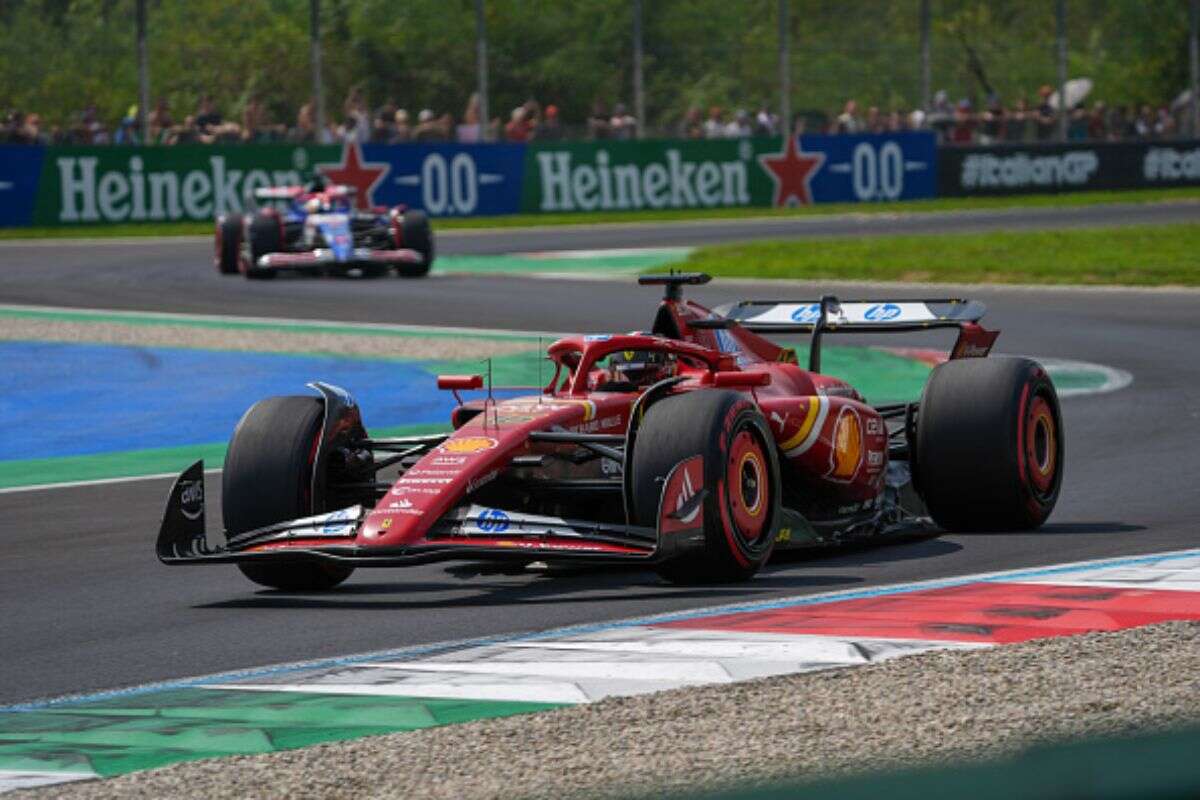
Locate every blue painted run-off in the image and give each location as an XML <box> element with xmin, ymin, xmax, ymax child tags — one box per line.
<box><xmin>0</xmin><ymin>342</ymin><xmax>525</xmax><ymax>460</ymax></box>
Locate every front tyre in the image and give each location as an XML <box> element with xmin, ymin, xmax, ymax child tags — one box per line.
<box><xmin>222</xmin><ymin>395</ymin><xmax>355</xmax><ymax>591</ymax></box>
<box><xmin>632</xmin><ymin>390</ymin><xmax>780</xmax><ymax>583</ymax></box>
<box><xmin>915</xmin><ymin>356</ymin><xmax>1064</xmax><ymax>531</ymax></box>
<box><xmin>214</xmin><ymin>214</ymin><xmax>243</xmax><ymax>275</ymax></box>
<box><xmin>395</xmin><ymin>209</ymin><xmax>433</xmax><ymax>278</ymax></box>
<box><xmin>245</xmin><ymin>212</ymin><xmax>282</xmax><ymax>280</ymax></box>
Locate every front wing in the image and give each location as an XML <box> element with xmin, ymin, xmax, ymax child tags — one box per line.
<box><xmin>157</xmin><ymin>461</ymin><xmax>701</xmax><ymax>569</ymax></box>
<box><xmin>255</xmin><ymin>248</ymin><xmax>427</xmax><ymax>271</ymax></box>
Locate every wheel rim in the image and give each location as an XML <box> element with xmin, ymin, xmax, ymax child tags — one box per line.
<box><xmin>1024</xmin><ymin>393</ymin><xmax>1058</xmax><ymax>496</ymax></box>
<box><xmin>727</xmin><ymin>429</ymin><xmax>768</xmax><ymax>542</ymax></box>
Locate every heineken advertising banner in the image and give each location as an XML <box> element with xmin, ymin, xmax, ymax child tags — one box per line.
<box><xmin>37</xmin><ymin>144</ymin><xmax>334</xmax><ymax>225</ymax></box>
<box><xmin>27</xmin><ymin>142</ymin><xmax>525</xmax><ymax>225</ymax></box>
<box><xmin>521</xmin><ymin>132</ymin><xmax>937</xmax><ymax>213</ymax></box>
<box><xmin>939</xmin><ymin>139</ymin><xmax>1200</xmax><ymax>196</ymax></box>
<box><xmin>0</xmin><ymin>132</ymin><xmax>935</xmax><ymax>227</ymax></box>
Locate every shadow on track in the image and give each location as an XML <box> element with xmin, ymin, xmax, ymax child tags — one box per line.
<box><xmin>1033</xmin><ymin>522</ymin><xmax>1146</xmax><ymax>535</ymax></box>
<box><xmin>197</xmin><ymin>570</ymin><xmax>863</xmax><ymax>611</ymax></box>
<box><xmin>196</xmin><ymin>534</ymin><xmax>979</xmax><ymax>610</ymax></box>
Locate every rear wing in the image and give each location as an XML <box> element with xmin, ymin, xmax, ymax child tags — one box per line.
<box><xmin>706</xmin><ymin>296</ymin><xmax>997</xmax><ymax>373</ymax></box>
<box><xmin>254</xmin><ymin>186</ymin><xmax>305</xmax><ymax>201</ymax></box>
<box><xmin>716</xmin><ymin>298</ymin><xmax>985</xmax><ymax>333</ymax></box>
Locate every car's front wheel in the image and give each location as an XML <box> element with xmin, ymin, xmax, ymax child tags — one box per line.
<box><xmin>394</xmin><ymin>209</ymin><xmax>433</xmax><ymax>278</ymax></box>
<box><xmin>631</xmin><ymin>390</ymin><xmax>780</xmax><ymax>583</ymax></box>
<box><xmin>222</xmin><ymin>396</ymin><xmax>355</xmax><ymax>591</ymax></box>
<box><xmin>214</xmin><ymin>214</ymin><xmax>243</xmax><ymax>275</ymax></box>
<box><xmin>245</xmin><ymin>212</ymin><xmax>282</xmax><ymax>280</ymax></box>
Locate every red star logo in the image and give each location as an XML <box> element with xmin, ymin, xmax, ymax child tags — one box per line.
<box><xmin>317</xmin><ymin>142</ymin><xmax>388</xmax><ymax>210</ymax></box>
<box><xmin>758</xmin><ymin>135</ymin><xmax>825</xmax><ymax>207</ymax></box>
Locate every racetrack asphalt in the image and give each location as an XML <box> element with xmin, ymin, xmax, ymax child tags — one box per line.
<box><xmin>1</xmin><ymin>202</ymin><xmax>1198</xmax><ymax>705</ymax></box>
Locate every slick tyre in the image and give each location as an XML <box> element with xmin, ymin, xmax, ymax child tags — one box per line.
<box><xmin>396</xmin><ymin>210</ymin><xmax>433</xmax><ymax>278</ymax></box>
<box><xmin>632</xmin><ymin>390</ymin><xmax>780</xmax><ymax>583</ymax></box>
<box><xmin>222</xmin><ymin>395</ymin><xmax>355</xmax><ymax>591</ymax></box>
<box><xmin>915</xmin><ymin>356</ymin><xmax>1063</xmax><ymax>532</ymax></box>
<box><xmin>245</xmin><ymin>212</ymin><xmax>282</xmax><ymax>280</ymax></box>
<box><xmin>215</xmin><ymin>214</ymin><xmax>243</xmax><ymax>275</ymax></box>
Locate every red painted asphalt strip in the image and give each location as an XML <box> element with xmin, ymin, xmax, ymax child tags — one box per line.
<box><xmin>658</xmin><ymin>582</ymin><xmax>1200</xmax><ymax>644</ymax></box>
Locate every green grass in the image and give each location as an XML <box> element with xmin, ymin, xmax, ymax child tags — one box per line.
<box><xmin>673</xmin><ymin>222</ymin><xmax>1200</xmax><ymax>287</ymax></box>
<box><xmin>2</xmin><ymin>186</ymin><xmax>1198</xmax><ymax>240</ymax></box>
<box><xmin>431</xmin><ymin>187</ymin><xmax>1200</xmax><ymax>229</ymax></box>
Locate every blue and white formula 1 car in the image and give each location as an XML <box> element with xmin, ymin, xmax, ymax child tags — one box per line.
<box><xmin>214</xmin><ymin>177</ymin><xmax>433</xmax><ymax>279</ymax></box>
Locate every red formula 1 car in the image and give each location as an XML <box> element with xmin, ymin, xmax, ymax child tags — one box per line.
<box><xmin>158</xmin><ymin>274</ymin><xmax>1063</xmax><ymax>590</ymax></box>
<box><xmin>214</xmin><ymin>178</ymin><xmax>433</xmax><ymax>280</ymax></box>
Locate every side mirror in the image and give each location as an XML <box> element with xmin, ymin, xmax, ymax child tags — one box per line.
<box><xmin>437</xmin><ymin>374</ymin><xmax>484</xmax><ymax>404</ymax></box>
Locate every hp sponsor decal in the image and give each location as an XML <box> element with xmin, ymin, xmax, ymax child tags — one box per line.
<box><xmin>321</xmin><ymin>507</ymin><xmax>357</xmax><ymax>535</ymax></box>
<box><xmin>790</xmin><ymin>304</ymin><xmax>822</xmax><ymax>323</ymax></box>
<box><xmin>864</xmin><ymin>303</ymin><xmax>902</xmax><ymax>321</ymax></box>
<box><xmin>477</xmin><ymin>508</ymin><xmax>511</xmax><ymax>533</ymax></box>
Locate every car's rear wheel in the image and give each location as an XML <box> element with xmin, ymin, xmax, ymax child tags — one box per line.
<box><xmin>394</xmin><ymin>209</ymin><xmax>433</xmax><ymax>278</ymax></box>
<box><xmin>915</xmin><ymin>356</ymin><xmax>1063</xmax><ymax>531</ymax></box>
<box><xmin>631</xmin><ymin>390</ymin><xmax>780</xmax><ymax>583</ymax></box>
<box><xmin>214</xmin><ymin>214</ymin><xmax>243</xmax><ymax>275</ymax></box>
<box><xmin>222</xmin><ymin>395</ymin><xmax>355</xmax><ymax>591</ymax></box>
<box><xmin>245</xmin><ymin>212</ymin><xmax>282</xmax><ymax>280</ymax></box>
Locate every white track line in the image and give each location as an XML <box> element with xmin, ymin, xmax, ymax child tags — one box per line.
<box><xmin>0</xmin><ymin>770</ymin><xmax>97</xmax><ymax>793</ymax></box>
<box><xmin>0</xmin><ymin>303</ymin><xmax>561</xmax><ymax>339</ymax></box>
<box><xmin>0</xmin><ymin>468</ymin><xmax>222</xmax><ymax>496</ymax></box>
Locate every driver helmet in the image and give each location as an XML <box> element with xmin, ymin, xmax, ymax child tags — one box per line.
<box><xmin>306</xmin><ymin>171</ymin><xmax>327</xmax><ymax>193</ymax></box>
<box><xmin>608</xmin><ymin>349</ymin><xmax>674</xmax><ymax>387</ymax></box>
<box><xmin>304</xmin><ymin>196</ymin><xmax>328</xmax><ymax>214</ymax></box>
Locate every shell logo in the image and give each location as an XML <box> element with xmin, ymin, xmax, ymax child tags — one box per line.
<box><xmin>829</xmin><ymin>407</ymin><xmax>863</xmax><ymax>481</ymax></box>
<box><xmin>440</xmin><ymin>436</ymin><xmax>499</xmax><ymax>454</ymax></box>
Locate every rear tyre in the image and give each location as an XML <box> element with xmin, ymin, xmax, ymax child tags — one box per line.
<box><xmin>915</xmin><ymin>356</ymin><xmax>1063</xmax><ymax>532</ymax></box>
<box><xmin>245</xmin><ymin>212</ymin><xmax>282</xmax><ymax>280</ymax></box>
<box><xmin>396</xmin><ymin>210</ymin><xmax>433</xmax><ymax>278</ymax></box>
<box><xmin>222</xmin><ymin>395</ymin><xmax>355</xmax><ymax>591</ymax></box>
<box><xmin>631</xmin><ymin>390</ymin><xmax>780</xmax><ymax>583</ymax></box>
<box><xmin>214</xmin><ymin>214</ymin><xmax>243</xmax><ymax>275</ymax></box>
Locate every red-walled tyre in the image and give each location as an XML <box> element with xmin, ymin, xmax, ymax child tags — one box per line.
<box><xmin>915</xmin><ymin>356</ymin><xmax>1064</xmax><ymax>531</ymax></box>
<box><xmin>222</xmin><ymin>396</ymin><xmax>355</xmax><ymax>591</ymax></box>
<box><xmin>214</xmin><ymin>214</ymin><xmax>243</xmax><ymax>275</ymax></box>
<box><xmin>632</xmin><ymin>390</ymin><xmax>781</xmax><ymax>583</ymax></box>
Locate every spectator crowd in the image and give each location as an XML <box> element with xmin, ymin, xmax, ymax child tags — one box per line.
<box><xmin>3</xmin><ymin>83</ymin><xmax>1195</xmax><ymax>147</ymax></box>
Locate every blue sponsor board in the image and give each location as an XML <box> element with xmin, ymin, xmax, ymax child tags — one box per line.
<box><xmin>801</xmin><ymin>132</ymin><xmax>936</xmax><ymax>203</ymax></box>
<box><xmin>0</xmin><ymin>145</ymin><xmax>46</xmax><ymax>226</ymax></box>
<box><xmin>362</xmin><ymin>143</ymin><xmax>526</xmax><ymax>218</ymax></box>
